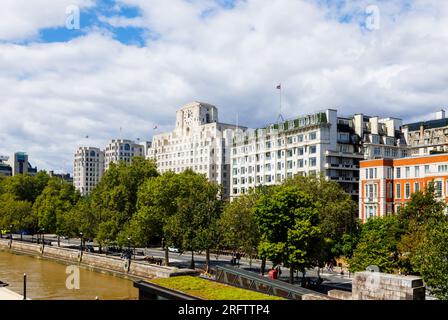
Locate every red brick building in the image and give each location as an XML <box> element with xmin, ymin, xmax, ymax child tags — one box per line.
<box><xmin>359</xmin><ymin>154</ymin><xmax>448</xmax><ymax>223</ymax></box>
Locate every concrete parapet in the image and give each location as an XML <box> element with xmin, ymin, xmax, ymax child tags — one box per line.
<box><xmin>352</xmin><ymin>272</ymin><xmax>425</xmax><ymax>300</ymax></box>
<box><xmin>302</xmin><ymin>293</ymin><xmax>334</xmax><ymax>300</ymax></box>
<box><xmin>328</xmin><ymin>289</ymin><xmax>353</xmax><ymax>300</ymax></box>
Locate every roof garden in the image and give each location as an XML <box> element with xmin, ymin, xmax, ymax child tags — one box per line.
<box><xmin>150</xmin><ymin>276</ymin><xmax>285</xmax><ymax>300</ymax></box>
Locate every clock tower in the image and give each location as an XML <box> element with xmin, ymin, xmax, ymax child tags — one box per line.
<box><xmin>175</xmin><ymin>102</ymin><xmax>218</xmax><ymax>134</ymax></box>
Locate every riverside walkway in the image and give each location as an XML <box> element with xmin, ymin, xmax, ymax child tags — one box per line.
<box><xmin>0</xmin><ymin>287</ymin><xmax>24</xmax><ymax>300</ymax></box>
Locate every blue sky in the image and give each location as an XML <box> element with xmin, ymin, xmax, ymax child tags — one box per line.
<box><xmin>0</xmin><ymin>0</ymin><xmax>447</xmax><ymax>173</ymax></box>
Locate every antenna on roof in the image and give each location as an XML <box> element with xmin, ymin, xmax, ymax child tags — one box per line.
<box><xmin>276</xmin><ymin>83</ymin><xmax>284</xmax><ymax>123</ymax></box>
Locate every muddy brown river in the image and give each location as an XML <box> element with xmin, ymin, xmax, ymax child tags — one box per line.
<box><xmin>0</xmin><ymin>251</ymin><xmax>138</xmax><ymax>300</ymax></box>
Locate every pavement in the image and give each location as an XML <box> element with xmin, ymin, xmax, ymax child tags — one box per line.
<box><xmin>0</xmin><ymin>287</ymin><xmax>24</xmax><ymax>300</ymax></box>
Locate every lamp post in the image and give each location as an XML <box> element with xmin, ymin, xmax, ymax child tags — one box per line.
<box><xmin>10</xmin><ymin>224</ymin><xmax>13</xmax><ymax>242</ymax></box>
<box><xmin>80</xmin><ymin>232</ymin><xmax>83</xmax><ymax>252</ymax></box>
<box><xmin>127</xmin><ymin>237</ymin><xmax>131</xmax><ymax>260</ymax></box>
<box><xmin>41</xmin><ymin>228</ymin><xmax>45</xmax><ymax>248</ymax></box>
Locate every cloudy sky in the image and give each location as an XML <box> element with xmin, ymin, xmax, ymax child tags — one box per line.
<box><xmin>0</xmin><ymin>0</ymin><xmax>447</xmax><ymax>173</ymax></box>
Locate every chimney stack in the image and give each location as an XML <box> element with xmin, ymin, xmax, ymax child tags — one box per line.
<box><xmin>436</xmin><ymin>109</ymin><xmax>446</xmax><ymax>120</ymax></box>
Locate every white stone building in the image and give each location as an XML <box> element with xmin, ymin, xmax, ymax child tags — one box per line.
<box><xmin>104</xmin><ymin>139</ymin><xmax>145</xmax><ymax>170</ymax></box>
<box><xmin>73</xmin><ymin>147</ymin><xmax>105</xmax><ymax>196</ymax></box>
<box><xmin>402</xmin><ymin>109</ymin><xmax>448</xmax><ymax>156</ymax></box>
<box><xmin>147</xmin><ymin>102</ymin><xmax>243</xmax><ymax>198</ymax></box>
<box><xmin>230</xmin><ymin>109</ymin><xmax>408</xmax><ymax>200</ymax></box>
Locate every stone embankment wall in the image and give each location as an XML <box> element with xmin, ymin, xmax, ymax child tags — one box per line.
<box><xmin>0</xmin><ymin>239</ymin><xmax>198</xmax><ymax>280</ymax></box>
<box><xmin>352</xmin><ymin>271</ymin><xmax>425</xmax><ymax>300</ymax></box>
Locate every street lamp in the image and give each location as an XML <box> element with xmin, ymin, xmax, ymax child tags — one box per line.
<box><xmin>127</xmin><ymin>237</ymin><xmax>131</xmax><ymax>260</ymax></box>
<box><xmin>79</xmin><ymin>232</ymin><xmax>83</xmax><ymax>252</ymax></box>
<box><xmin>40</xmin><ymin>228</ymin><xmax>45</xmax><ymax>248</ymax></box>
<box><xmin>9</xmin><ymin>224</ymin><xmax>13</xmax><ymax>242</ymax></box>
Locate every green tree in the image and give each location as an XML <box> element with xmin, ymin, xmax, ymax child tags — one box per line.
<box><xmin>284</xmin><ymin>174</ymin><xmax>358</xmax><ymax>264</ymax></box>
<box><xmin>91</xmin><ymin>157</ymin><xmax>158</xmax><ymax>245</ymax></box>
<box><xmin>32</xmin><ymin>178</ymin><xmax>80</xmax><ymax>240</ymax></box>
<box><xmin>164</xmin><ymin>170</ymin><xmax>222</xmax><ymax>270</ymax></box>
<box><xmin>0</xmin><ymin>194</ymin><xmax>34</xmax><ymax>235</ymax></box>
<box><xmin>397</xmin><ymin>184</ymin><xmax>446</xmax><ymax>274</ymax></box>
<box><xmin>132</xmin><ymin>171</ymin><xmax>184</xmax><ymax>265</ymax></box>
<box><xmin>65</xmin><ymin>196</ymin><xmax>98</xmax><ymax>242</ymax></box>
<box><xmin>254</xmin><ymin>184</ymin><xmax>321</xmax><ymax>284</ymax></box>
<box><xmin>219</xmin><ymin>190</ymin><xmax>261</xmax><ymax>268</ymax></box>
<box><xmin>412</xmin><ymin>219</ymin><xmax>448</xmax><ymax>300</ymax></box>
<box><xmin>0</xmin><ymin>171</ymin><xmax>50</xmax><ymax>203</ymax></box>
<box><xmin>349</xmin><ymin>215</ymin><xmax>403</xmax><ymax>273</ymax></box>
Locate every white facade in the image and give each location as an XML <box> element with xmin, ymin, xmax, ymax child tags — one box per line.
<box><xmin>230</xmin><ymin>110</ymin><xmax>408</xmax><ymax>199</ymax></box>
<box><xmin>105</xmin><ymin>139</ymin><xmax>145</xmax><ymax>170</ymax></box>
<box><xmin>147</xmin><ymin>102</ymin><xmax>242</xmax><ymax>198</ymax></box>
<box><xmin>73</xmin><ymin>147</ymin><xmax>105</xmax><ymax>196</ymax></box>
<box><xmin>402</xmin><ymin>109</ymin><xmax>448</xmax><ymax>156</ymax></box>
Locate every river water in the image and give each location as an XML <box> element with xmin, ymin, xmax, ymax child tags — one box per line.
<box><xmin>0</xmin><ymin>251</ymin><xmax>138</xmax><ymax>300</ymax></box>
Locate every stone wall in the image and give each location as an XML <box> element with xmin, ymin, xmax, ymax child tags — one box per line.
<box><xmin>352</xmin><ymin>272</ymin><xmax>425</xmax><ymax>300</ymax></box>
<box><xmin>0</xmin><ymin>239</ymin><xmax>198</xmax><ymax>280</ymax></box>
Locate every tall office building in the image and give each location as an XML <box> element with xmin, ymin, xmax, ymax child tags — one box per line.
<box><xmin>104</xmin><ymin>139</ymin><xmax>145</xmax><ymax>170</ymax></box>
<box><xmin>230</xmin><ymin>110</ymin><xmax>407</xmax><ymax>200</ymax></box>
<box><xmin>5</xmin><ymin>152</ymin><xmax>37</xmax><ymax>176</ymax></box>
<box><xmin>0</xmin><ymin>156</ymin><xmax>12</xmax><ymax>176</ymax></box>
<box><xmin>147</xmin><ymin>102</ymin><xmax>243</xmax><ymax>198</ymax></box>
<box><xmin>73</xmin><ymin>147</ymin><xmax>105</xmax><ymax>196</ymax></box>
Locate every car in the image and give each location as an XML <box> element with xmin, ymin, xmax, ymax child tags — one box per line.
<box><xmin>168</xmin><ymin>246</ymin><xmax>179</xmax><ymax>253</ymax></box>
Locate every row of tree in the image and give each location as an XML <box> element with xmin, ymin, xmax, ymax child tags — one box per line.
<box><xmin>0</xmin><ymin>157</ymin><xmax>446</xmax><ymax>298</ymax></box>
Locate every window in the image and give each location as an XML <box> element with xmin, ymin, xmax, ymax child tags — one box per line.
<box><xmin>297</xmin><ymin>135</ymin><xmax>304</xmax><ymax>142</ymax></box>
<box><xmin>309</xmin><ymin>157</ymin><xmax>317</xmax><ymax>167</ymax></box>
<box><xmin>425</xmin><ymin>165</ymin><xmax>430</xmax><ymax>174</ymax></box>
<box><xmin>309</xmin><ymin>145</ymin><xmax>317</xmax><ymax>154</ymax></box>
<box><xmin>387</xmin><ymin>182</ymin><xmax>393</xmax><ymax>198</ymax></box>
<box><xmin>405</xmin><ymin>167</ymin><xmax>410</xmax><ymax>178</ymax></box>
<box><xmin>415</xmin><ymin>166</ymin><xmax>420</xmax><ymax>177</ymax></box>
<box><xmin>309</xmin><ymin>132</ymin><xmax>317</xmax><ymax>140</ymax></box>
<box><xmin>396</xmin><ymin>183</ymin><xmax>401</xmax><ymax>199</ymax></box>
<box><xmin>338</xmin><ymin>133</ymin><xmax>349</xmax><ymax>143</ymax></box>
<box><xmin>405</xmin><ymin>183</ymin><xmax>411</xmax><ymax>199</ymax></box>
<box><xmin>298</xmin><ymin>160</ymin><xmax>304</xmax><ymax>168</ymax></box>
<box><xmin>414</xmin><ymin>182</ymin><xmax>420</xmax><ymax>193</ymax></box>
<box><xmin>438</xmin><ymin>165</ymin><xmax>448</xmax><ymax>173</ymax></box>
<box><xmin>435</xmin><ymin>180</ymin><xmax>443</xmax><ymax>198</ymax></box>
<box><xmin>387</xmin><ymin>167</ymin><xmax>394</xmax><ymax>179</ymax></box>
<box><xmin>298</xmin><ymin>148</ymin><xmax>304</xmax><ymax>156</ymax></box>
<box><xmin>396</xmin><ymin>168</ymin><xmax>401</xmax><ymax>178</ymax></box>
<box><xmin>374</xmin><ymin>148</ymin><xmax>381</xmax><ymax>156</ymax></box>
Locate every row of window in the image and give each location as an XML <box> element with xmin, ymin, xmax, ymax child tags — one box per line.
<box><xmin>232</xmin><ymin>171</ymin><xmax>317</xmax><ymax>194</ymax></box>
<box><xmin>365</xmin><ymin>180</ymin><xmax>446</xmax><ymax>201</ymax></box>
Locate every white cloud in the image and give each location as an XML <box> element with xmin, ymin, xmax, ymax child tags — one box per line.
<box><xmin>1</xmin><ymin>0</ymin><xmax>448</xmax><ymax>173</ymax></box>
<box><xmin>0</xmin><ymin>0</ymin><xmax>94</xmax><ymax>41</ymax></box>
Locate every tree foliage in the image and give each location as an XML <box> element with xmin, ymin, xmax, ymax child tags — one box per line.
<box><xmin>412</xmin><ymin>219</ymin><xmax>448</xmax><ymax>300</ymax></box>
<box><xmin>219</xmin><ymin>190</ymin><xmax>261</xmax><ymax>259</ymax></box>
<box><xmin>33</xmin><ymin>178</ymin><xmax>80</xmax><ymax>235</ymax></box>
<box><xmin>349</xmin><ymin>215</ymin><xmax>404</xmax><ymax>273</ymax></box>
<box><xmin>254</xmin><ymin>184</ymin><xmax>321</xmax><ymax>282</ymax></box>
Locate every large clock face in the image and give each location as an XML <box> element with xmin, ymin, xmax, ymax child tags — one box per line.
<box><xmin>184</xmin><ymin>110</ymin><xmax>193</xmax><ymax>125</ymax></box>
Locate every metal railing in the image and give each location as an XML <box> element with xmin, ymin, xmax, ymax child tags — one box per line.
<box><xmin>215</xmin><ymin>265</ymin><xmax>329</xmax><ymax>300</ymax></box>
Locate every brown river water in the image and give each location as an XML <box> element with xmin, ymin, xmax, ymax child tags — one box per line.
<box><xmin>0</xmin><ymin>251</ymin><xmax>139</xmax><ymax>300</ymax></box>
